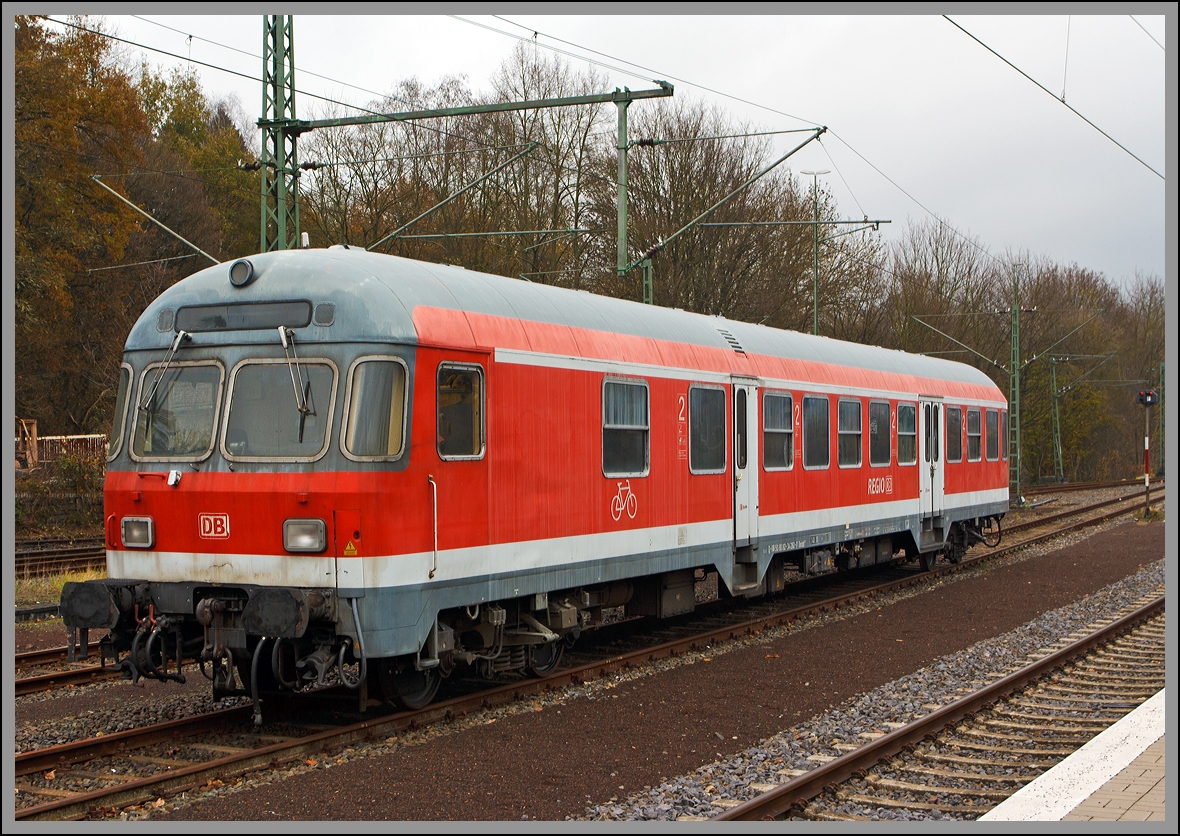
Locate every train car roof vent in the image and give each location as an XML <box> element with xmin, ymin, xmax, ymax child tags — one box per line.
<box><xmin>714</xmin><ymin>326</ymin><xmax>745</xmax><ymax>354</ymax></box>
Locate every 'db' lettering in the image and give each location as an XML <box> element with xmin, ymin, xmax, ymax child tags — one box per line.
<box><xmin>198</xmin><ymin>513</ymin><xmax>230</xmax><ymax>539</ymax></box>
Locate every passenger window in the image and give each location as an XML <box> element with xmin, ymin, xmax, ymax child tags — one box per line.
<box><xmin>1001</xmin><ymin>410</ymin><xmax>1008</xmax><ymax>460</ymax></box>
<box><xmin>897</xmin><ymin>403</ymin><xmax>917</xmax><ymax>465</ymax></box>
<box><xmin>986</xmin><ymin>409</ymin><xmax>999</xmax><ymax>461</ymax></box>
<box><xmin>838</xmin><ymin>399</ymin><xmax>862</xmax><ymax>468</ymax></box>
<box><xmin>689</xmin><ymin>386</ymin><xmax>726</xmax><ymax>473</ymax></box>
<box><xmin>869</xmin><ymin>401</ymin><xmax>890</xmax><ymax>466</ymax></box>
<box><xmin>763</xmin><ymin>392</ymin><xmax>793</xmax><ymax>470</ymax></box>
<box><xmin>967</xmin><ymin>408</ymin><xmax>982</xmax><ymax>461</ymax></box>
<box><xmin>108</xmin><ymin>365</ymin><xmax>132</xmax><ymax>461</ymax></box>
<box><xmin>803</xmin><ymin>395</ymin><xmax>829</xmax><ymax>469</ymax></box>
<box><xmin>932</xmin><ymin>404</ymin><xmax>940</xmax><ymax>463</ymax></box>
<box><xmin>946</xmin><ymin>406</ymin><xmax>962</xmax><ymax>462</ymax></box>
<box><xmin>735</xmin><ymin>389</ymin><xmax>747</xmax><ymax>470</ymax></box>
<box><xmin>344</xmin><ymin>358</ymin><xmax>407</xmax><ymax>459</ymax></box>
<box><xmin>603</xmin><ymin>379</ymin><xmax>649</xmax><ymax>476</ymax></box>
<box><xmin>437</xmin><ymin>364</ymin><xmax>484</xmax><ymax>459</ymax></box>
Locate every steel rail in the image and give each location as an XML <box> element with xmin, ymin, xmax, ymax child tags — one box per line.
<box><xmin>16</xmin><ymin>545</ymin><xmax>106</xmax><ymax>560</ymax></box>
<box><xmin>1003</xmin><ymin>490</ymin><xmax>1161</xmax><ymax>536</ymax></box>
<box><xmin>14</xmin><ymin>665</ymin><xmax>120</xmax><ymax>696</ymax></box>
<box><xmin>15</xmin><ymin>491</ymin><xmax>1161</xmax><ymax>820</ymax></box>
<box><xmin>16</xmin><ymin>707</ymin><xmax>255</xmax><ymax>777</ymax></box>
<box><xmin>714</xmin><ymin>595</ymin><xmax>1166</xmax><ymax>821</ymax></box>
<box><xmin>16</xmin><ymin>643</ymin><xmax>102</xmax><ymax>669</ymax></box>
<box><xmin>16</xmin><ymin>546</ymin><xmax>106</xmax><ymax>578</ymax></box>
<box><xmin>1024</xmin><ymin>478</ymin><xmax>1161</xmax><ymax>496</ymax></box>
<box><xmin>16</xmin><ymin>537</ymin><xmax>105</xmax><ymax>551</ymax></box>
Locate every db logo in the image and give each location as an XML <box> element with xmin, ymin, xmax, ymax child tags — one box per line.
<box><xmin>198</xmin><ymin>513</ymin><xmax>231</xmax><ymax>539</ymax></box>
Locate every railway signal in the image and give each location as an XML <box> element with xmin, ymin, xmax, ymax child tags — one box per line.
<box><xmin>1137</xmin><ymin>389</ymin><xmax>1158</xmax><ymax>514</ymax></box>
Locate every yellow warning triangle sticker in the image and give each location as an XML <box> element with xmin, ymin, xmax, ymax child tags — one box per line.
<box><xmin>344</xmin><ymin>540</ymin><xmax>358</xmax><ymax>556</ymax></box>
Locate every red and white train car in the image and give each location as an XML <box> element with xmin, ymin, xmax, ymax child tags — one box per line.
<box><xmin>62</xmin><ymin>247</ymin><xmax>1008</xmax><ymax>710</ymax></box>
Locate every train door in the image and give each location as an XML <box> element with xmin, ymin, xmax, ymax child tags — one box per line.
<box><xmin>918</xmin><ymin>397</ymin><xmax>944</xmax><ymax>522</ymax></box>
<box><xmin>434</xmin><ymin>355</ymin><xmax>491</xmax><ymax>573</ymax></box>
<box><xmin>733</xmin><ymin>378</ymin><xmax>759</xmax><ymax>547</ymax></box>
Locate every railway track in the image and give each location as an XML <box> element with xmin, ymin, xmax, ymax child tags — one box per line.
<box><xmin>16</xmin><ymin>544</ymin><xmax>106</xmax><ymax>577</ymax></box>
<box><xmin>1023</xmin><ymin>478</ymin><xmax>1161</xmax><ymax>497</ymax></box>
<box><xmin>713</xmin><ymin>595</ymin><xmax>1165</xmax><ymax>821</ymax></box>
<box><xmin>1002</xmin><ymin>489</ymin><xmax>1161</xmax><ymax>538</ymax></box>
<box><xmin>16</xmin><ymin>643</ymin><xmax>101</xmax><ymax>669</ymax></box>
<box><xmin>14</xmin><ymin>644</ymin><xmax>114</xmax><ymax>697</ymax></box>
<box><xmin>14</xmin><ymin>490</ymin><xmax>1163</xmax><ymax>820</ymax></box>
<box><xmin>16</xmin><ymin>536</ymin><xmax>105</xmax><ymax>551</ymax></box>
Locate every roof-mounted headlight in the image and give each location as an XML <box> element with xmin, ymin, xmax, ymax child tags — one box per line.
<box><xmin>229</xmin><ymin>258</ymin><xmax>256</xmax><ymax>287</ymax></box>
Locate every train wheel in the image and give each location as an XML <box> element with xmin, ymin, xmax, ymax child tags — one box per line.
<box><xmin>919</xmin><ymin>551</ymin><xmax>938</xmax><ymax>572</ymax></box>
<box><xmin>527</xmin><ymin>640</ymin><xmax>564</xmax><ymax>677</ymax></box>
<box><xmin>378</xmin><ymin>660</ymin><xmax>440</xmax><ymax>710</ymax></box>
<box><xmin>981</xmin><ymin>516</ymin><xmax>1002</xmax><ymax>547</ymax></box>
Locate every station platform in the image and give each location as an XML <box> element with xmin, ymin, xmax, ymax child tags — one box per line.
<box><xmin>980</xmin><ymin>689</ymin><xmax>1166</xmax><ymax>822</ymax></box>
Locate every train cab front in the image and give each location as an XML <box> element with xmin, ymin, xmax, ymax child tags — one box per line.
<box><xmin>60</xmin><ymin>250</ymin><xmax>417</xmax><ymax>722</ymax></box>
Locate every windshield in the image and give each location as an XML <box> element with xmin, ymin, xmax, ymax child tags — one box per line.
<box><xmin>131</xmin><ymin>363</ymin><xmax>222</xmax><ymax>459</ymax></box>
<box><xmin>225</xmin><ymin>361</ymin><xmax>336</xmax><ymax>459</ymax></box>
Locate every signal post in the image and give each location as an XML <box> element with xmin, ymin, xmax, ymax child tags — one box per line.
<box><xmin>1137</xmin><ymin>388</ymin><xmax>1158</xmax><ymax>514</ymax></box>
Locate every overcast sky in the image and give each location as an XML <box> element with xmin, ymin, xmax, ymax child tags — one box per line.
<box><xmin>49</xmin><ymin>11</ymin><xmax>1170</xmax><ymax>288</ymax></box>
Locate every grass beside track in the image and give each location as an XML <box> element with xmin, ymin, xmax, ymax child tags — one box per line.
<box><xmin>14</xmin><ymin>567</ymin><xmax>105</xmax><ymax>610</ymax></box>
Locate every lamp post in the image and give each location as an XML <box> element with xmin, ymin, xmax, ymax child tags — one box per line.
<box><xmin>801</xmin><ymin>169</ymin><xmax>829</xmax><ymax>336</ymax></box>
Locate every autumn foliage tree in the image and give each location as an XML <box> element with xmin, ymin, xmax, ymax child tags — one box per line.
<box><xmin>13</xmin><ymin>21</ymin><xmax>1164</xmax><ymax>482</ymax></box>
<box><xmin>16</xmin><ymin>15</ymin><xmax>148</xmax><ymax>432</ymax></box>
<box><xmin>15</xmin><ymin>17</ymin><xmax>257</xmax><ymax>435</ymax></box>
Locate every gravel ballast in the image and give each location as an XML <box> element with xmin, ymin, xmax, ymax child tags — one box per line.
<box><xmin>582</xmin><ymin>555</ymin><xmax>1166</xmax><ymax>820</ymax></box>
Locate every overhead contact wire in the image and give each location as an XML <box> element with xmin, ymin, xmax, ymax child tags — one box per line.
<box><xmin>46</xmin><ymin>17</ymin><xmax>657</xmax><ymax>209</ymax></box>
<box><xmin>487</xmin><ymin>14</ymin><xmax>823</xmax><ymax>129</ymax></box>
<box><xmin>1128</xmin><ymin>15</ymin><xmax>1165</xmax><ymax>51</ymax></box>
<box><xmin>943</xmin><ymin>15</ymin><xmax>1164</xmax><ymax>181</ymax></box>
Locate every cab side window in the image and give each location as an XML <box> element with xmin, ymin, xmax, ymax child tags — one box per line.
<box><xmin>345</xmin><ymin>358</ymin><xmax>408</xmax><ymax>459</ymax></box>
<box><xmin>437</xmin><ymin>364</ymin><xmax>484</xmax><ymax>459</ymax></box>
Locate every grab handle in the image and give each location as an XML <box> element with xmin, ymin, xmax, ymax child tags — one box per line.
<box><xmin>428</xmin><ymin>475</ymin><xmax>438</xmax><ymax>579</ymax></box>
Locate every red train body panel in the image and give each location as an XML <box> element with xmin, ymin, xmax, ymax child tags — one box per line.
<box><xmin>64</xmin><ymin>248</ymin><xmax>1008</xmax><ymax>711</ymax></box>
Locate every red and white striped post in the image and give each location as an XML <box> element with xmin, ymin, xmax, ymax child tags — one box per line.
<box><xmin>1138</xmin><ymin>389</ymin><xmax>1158</xmax><ymax>515</ymax></box>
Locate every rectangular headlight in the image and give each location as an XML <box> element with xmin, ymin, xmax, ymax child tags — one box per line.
<box><xmin>122</xmin><ymin>517</ymin><xmax>154</xmax><ymax>548</ymax></box>
<box><xmin>284</xmin><ymin>519</ymin><xmax>326</xmax><ymax>553</ymax></box>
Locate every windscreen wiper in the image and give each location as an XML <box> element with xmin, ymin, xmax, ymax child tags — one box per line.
<box><xmin>278</xmin><ymin>326</ymin><xmax>315</xmax><ymax>442</ymax></box>
<box><xmin>138</xmin><ymin>330</ymin><xmax>192</xmax><ymax>415</ymax></box>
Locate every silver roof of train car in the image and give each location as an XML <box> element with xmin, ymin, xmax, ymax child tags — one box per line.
<box><xmin>127</xmin><ymin>246</ymin><xmax>1002</xmax><ymax>393</ymax></box>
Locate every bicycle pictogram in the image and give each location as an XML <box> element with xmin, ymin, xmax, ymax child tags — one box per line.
<box><xmin>610</xmin><ymin>479</ymin><xmax>638</xmax><ymax>521</ymax></box>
